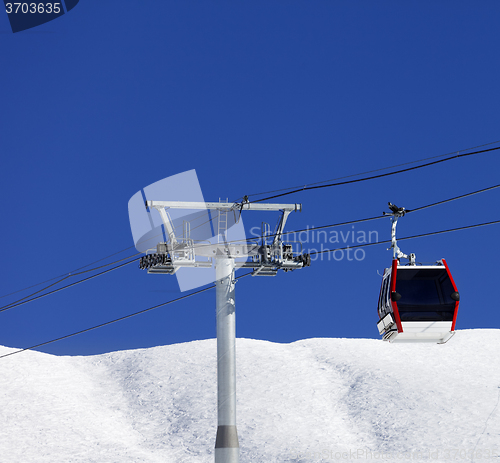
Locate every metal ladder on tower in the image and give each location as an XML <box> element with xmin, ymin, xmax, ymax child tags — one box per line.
<box><xmin>217</xmin><ymin>198</ymin><xmax>228</xmax><ymax>244</ymax></box>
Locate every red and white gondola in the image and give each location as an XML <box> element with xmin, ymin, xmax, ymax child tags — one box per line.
<box><xmin>376</xmin><ymin>203</ymin><xmax>460</xmax><ymax>344</ymax></box>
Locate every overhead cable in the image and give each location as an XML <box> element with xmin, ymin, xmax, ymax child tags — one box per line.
<box><xmin>3</xmin><ymin>180</ymin><xmax>500</xmax><ymax>313</ymax></box>
<box><xmin>0</xmin><ymin>212</ymin><xmax>221</xmax><ymax>310</ymax></box>
<box><xmin>1</xmin><ymin>218</ymin><xmax>500</xmax><ymax>359</ymax></box>
<box><xmin>0</xmin><ymin>257</ymin><xmax>140</xmax><ymax>314</ymax></box>
<box><xmin>250</xmin><ymin>145</ymin><xmax>500</xmax><ymax>203</ymax></box>
<box><xmin>308</xmin><ymin>219</ymin><xmax>500</xmax><ymax>255</ymax></box>
<box><xmin>0</xmin><ymin>272</ymin><xmax>253</xmax><ymax>360</ymax></box>
<box><xmin>239</xmin><ymin>139</ymin><xmax>500</xmax><ymax>200</ymax></box>
<box><xmin>3</xmin><ymin>219</ymin><xmax>499</xmax><ymax>359</ymax></box>
<box><xmin>0</xmin><ymin>248</ymin><xmax>141</xmax><ymax>301</ymax></box>
<box><xmin>5</xmin><ymin>141</ymin><xmax>499</xmax><ymax>302</ymax></box>
<box><xmin>0</xmin><ymin>212</ymin><xmax>214</xmax><ymax>301</ymax></box>
<box><xmin>406</xmin><ymin>183</ymin><xmax>500</xmax><ymax>213</ymax></box>
<box><xmin>0</xmin><ymin>285</ymin><xmax>215</xmax><ymax>359</ymax></box>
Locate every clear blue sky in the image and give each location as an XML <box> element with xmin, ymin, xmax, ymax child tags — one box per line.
<box><xmin>1</xmin><ymin>1</ymin><xmax>499</xmax><ymax>355</ymax></box>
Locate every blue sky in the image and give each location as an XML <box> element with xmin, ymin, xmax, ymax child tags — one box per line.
<box><xmin>1</xmin><ymin>1</ymin><xmax>500</xmax><ymax>355</ymax></box>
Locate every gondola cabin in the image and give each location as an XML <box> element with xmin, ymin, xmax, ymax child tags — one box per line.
<box><xmin>377</xmin><ymin>259</ymin><xmax>459</xmax><ymax>343</ymax></box>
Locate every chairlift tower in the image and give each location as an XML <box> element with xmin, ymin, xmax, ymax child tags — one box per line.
<box><xmin>139</xmin><ymin>199</ymin><xmax>310</xmax><ymax>463</ymax></box>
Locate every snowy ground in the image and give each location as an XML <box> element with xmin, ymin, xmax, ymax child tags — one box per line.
<box><xmin>1</xmin><ymin>330</ymin><xmax>499</xmax><ymax>463</ymax></box>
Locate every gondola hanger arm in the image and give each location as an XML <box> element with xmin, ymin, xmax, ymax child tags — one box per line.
<box><xmin>384</xmin><ymin>202</ymin><xmax>415</xmax><ymax>264</ymax></box>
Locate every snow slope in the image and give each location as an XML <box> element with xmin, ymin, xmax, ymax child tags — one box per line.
<box><xmin>1</xmin><ymin>330</ymin><xmax>499</xmax><ymax>463</ymax></box>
